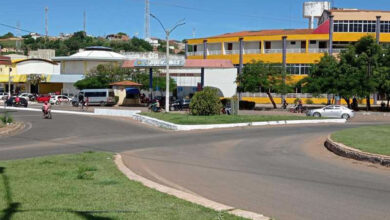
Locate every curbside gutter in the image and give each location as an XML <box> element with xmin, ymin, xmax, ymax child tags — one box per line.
<box><xmin>114</xmin><ymin>154</ymin><xmax>269</xmax><ymax>220</ymax></box>
<box><xmin>325</xmin><ymin>136</ymin><xmax>390</xmax><ymax>167</ymax></box>
<box><xmin>132</xmin><ymin>113</ymin><xmax>347</xmax><ymax>131</ymax></box>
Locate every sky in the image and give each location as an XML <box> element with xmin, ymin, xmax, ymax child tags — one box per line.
<box><xmin>1</xmin><ymin>0</ymin><xmax>390</xmax><ymax>41</ymax></box>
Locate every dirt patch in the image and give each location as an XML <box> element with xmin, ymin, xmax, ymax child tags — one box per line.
<box><xmin>0</xmin><ymin>122</ymin><xmax>25</xmax><ymax>137</ymax></box>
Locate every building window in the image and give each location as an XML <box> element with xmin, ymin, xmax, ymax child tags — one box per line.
<box><xmin>309</xmin><ymin>40</ymin><xmax>316</xmax><ymax>45</ymax></box>
<box><xmin>319</xmin><ymin>41</ymin><xmax>327</xmax><ymax>49</ymax></box>
<box><xmin>259</xmin><ymin>42</ymin><xmax>262</xmax><ymax>50</ymax></box>
<box><xmin>265</xmin><ymin>41</ymin><xmax>271</xmax><ymax>49</ymax></box>
<box><xmin>227</xmin><ymin>43</ymin><xmax>233</xmax><ymax>50</ymax></box>
<box><xmin>290</xmin><ymin>41</ymin><xmax>296</xmax><ymax>45</ymax></box>
<box><xmin>301</xmin><ymin>41</ymin><xmax>306</xmax><ymax>49</ymax></box>
<box><xmin>286</xmin><ymin>64</ymin><xmax>312</xmax><ymax>75</ymax></box>
<box><xmin>194</xmin><ymin>45</ymin><xmax>198</xmax><ymax>52</ymax></box>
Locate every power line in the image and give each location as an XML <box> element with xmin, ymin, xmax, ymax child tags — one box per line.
<box><xmin>0</xmin><ymin>22</ymin><xmax>40</xmax><ymax>35</ymax></box>
<box><xmin>130</xmin><ymin>0</ymin><xmax>308</xmax><ymax>24</ymax></box>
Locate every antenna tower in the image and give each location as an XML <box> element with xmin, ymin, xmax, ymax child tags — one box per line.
<box><xmin>45</xmin><ymin>7</ymin><xmax>48</xmax><ymax>37</ymax></box>
<box><xmin>84</xmin><ymin>10</ymin><xmax>87</xmax><ymax>33</ymax></box>
<box><xmin>16</xmin><ymin>21</ymin><xmax>21</xmax><ymax>51</ymax></box>
<box><xmin>144</xmin><ymin>0</ymin><xmax>150</xmax><ymax>39</ymax></box>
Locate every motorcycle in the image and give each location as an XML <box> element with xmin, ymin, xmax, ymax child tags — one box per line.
<box><xmin>43</xmin><ymin>109</ymin><xmax>52</xmax><ymax>119</ymax></box>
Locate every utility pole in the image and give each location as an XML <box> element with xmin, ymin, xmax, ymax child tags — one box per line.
<box><xmin>150</xmin><ymin>14</ymin><xmax>185</xmax><ymax>112</ymax></box>
<box><xmin>144</xmin><ymin>0</ymin><xmax>150</xmax><ymax>39</ymax></box>
<box><xmin>45</xmin><ymin>7</ymin><xmax>49</xmax><ymax>37</ymax></box>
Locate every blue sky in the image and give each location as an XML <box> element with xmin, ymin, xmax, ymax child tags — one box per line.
<box><xmin>1</xmin><ymin>0</ymin><xmax>390</xmax><ymax>40</ymax></box>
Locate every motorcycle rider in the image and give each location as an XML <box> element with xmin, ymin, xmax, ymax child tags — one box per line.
<box><xmin>42</xmin><ymin>101</ymin><xmax>51</xmax><ymax>117</ymax></box>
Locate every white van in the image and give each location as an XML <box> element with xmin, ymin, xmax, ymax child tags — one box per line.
<box><xmin>80</xmin><ymin>89</ymin><xmax>116</xmax><ymax>106</ymax></box>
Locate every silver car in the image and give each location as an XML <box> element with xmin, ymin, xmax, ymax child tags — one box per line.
<box><xmin>306</xmin><ymin>105</ymin><xmax>354</xmax><ymax>119</ymax></box>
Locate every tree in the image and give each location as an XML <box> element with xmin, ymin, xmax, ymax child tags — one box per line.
<box><xmin>0</xmin><ymin>32</ymin><xmax>15</xmax><ymax>39</ymax></box>
<box><xmin>27</xmin><ymin>74</ymin><xmax>47</xmax><ymax>86</ymax></box>
<box><xmin>376</xmin><ymin>47</ymin><xmax>390</xmax><ymax>109</ymax></box>
<box><xmin>74</xmin><ymin>64</ymin><xmax>139</xmax><ymax>90</ymax></box>
<box><xmin>190</xmin><ymin>87</ymin><xmax>222</xmax><ymax>115</ymax></box>
<box><xmin>348</xmin><ymin>36</ymin><xmax>382</xmax><ymax>110</ymax></box>
<box><xmin>301</xmin><ymin>53</ymin><xmax>359</xmax><ymax>108</ymax></box>
<box><xmin>238</xmin><ymin>60</ymin><xmax>290</xmax><ymax>109</ymax></box>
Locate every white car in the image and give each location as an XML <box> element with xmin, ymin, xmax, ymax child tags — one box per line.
<box><xmin>0</xmin><ymin>92</ymin><xmax>8</xmax><ymax>100</ymax></box>
<box><xmin>50</xmin><ymin>95</ymin><xmax>71</xmax><ymax>105</ymax></box>
<box><xmin>19</xmin><ymin>93</ymin><xmax>34</xmax><ymax>101</ymax></box>
<box><xmin>306</xmin><ymin>105</ymin><xmax>355</xmax><ymax>119</ymax></box>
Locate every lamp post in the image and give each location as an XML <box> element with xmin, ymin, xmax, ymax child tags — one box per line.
<box><xmin>8</xmin><ymin>68</ymin><xmax>12</xmax><ymax>97</ymax></box>
<box><xmin>150</xmin><ymin>13</ymin><xmax>185</xmax><ymax>112</ymax></box>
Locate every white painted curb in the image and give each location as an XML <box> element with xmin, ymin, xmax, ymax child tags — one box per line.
<box><xmin>94</xmin><ymin>109</ymin><xmax>141</xmax><ymax>117</ymax></box>
<box><xmin>0</xmin><ymin>106</ymin><xmax>141</xmax><ymax>118</ymax></box>
<box><xmin>115</xmin><ymin>154</ymin><xmax>269</xmax><ymax>220</ymax></box>
<box><xmin>132</xmin><ymin>113</ymin><xmax>347</xmax><ymax>131</ymax></box>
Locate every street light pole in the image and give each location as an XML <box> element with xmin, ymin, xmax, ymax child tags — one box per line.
<box><xmin>150</xmin><ymin>14</ymin><xmax>185</xmax><ymax>112</ymax></box>
<box><xmin>8</xmin><ymin>68</ymin><xmax>12</xmax><ymax>97</ymax></box>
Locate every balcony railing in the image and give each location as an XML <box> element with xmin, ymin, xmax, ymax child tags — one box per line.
<box><xmin>287</xmin><ymin>48</ymin><xmax>306</xmax><ymax>53</ymax></box>
<box><xmin>225</xmin><ymin>50</ymin><xmax>240</xmax><ymax>55</ymax></box>
<box><xmin>187</xmin><ymin>51</ymin><xmax>204</xmax><ymax>56</ymax></box>
<box><xmin>244</xmin><ymin>49</ymin><xmax>261</xmax><ymax>54</ymax></box>
<box><xmin>264</xmin><ymin>49</ymin><xmax>282</xmax><ymax>54</ymax></box>
<box><xmin>208</xmin><ymin>50</ymin><xmax>222</xmax><ymax>55</ymax></box>
<box><xmin>308</xmin><ymin>48</ymin><xmax>346</xmax><ymax>53</ymax></box>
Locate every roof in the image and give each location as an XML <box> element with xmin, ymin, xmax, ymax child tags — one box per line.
<box><xmin>13</xmin><ymin>58</ymin><xmax>58</xmax><ymax>65</ymax></box>
<box><xmin>122</xmin><ymin>59</ymin><xmax>234</xmax><ymax>68</ymax></box>
<box><xmin>199</xmin><ymin>29</ymin><xmax>314</xmax><ymax>39</ymax></box>
<box><xmin>52</xmin><ymin>47</ymin><xmax>125</xmax><ymax>62</ymax></box>
<box><xmin>110</xmin><ymin>80</ymin><xmax>142</xmax><ymax>87</ymax></box>
<box><xmin>0</xmin><ymin>56</ymin><xmax>11</xmax><ymax>65</ymax></box>
<box><xmin>328</xmin><ymin>9</ymin><xmax>390</xmax><ymax>20</ymax></box>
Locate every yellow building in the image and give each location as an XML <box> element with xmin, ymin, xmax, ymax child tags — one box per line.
<box><xmin>185</xmin><ymin>9</ymin><xmax>390</xmax><ymax>104</ymax></box>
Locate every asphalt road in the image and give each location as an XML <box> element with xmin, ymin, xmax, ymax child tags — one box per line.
<box><xmin>1</xmin><ymin>110</ymin><xmax>390</xmax><ymax>220</ymax></box>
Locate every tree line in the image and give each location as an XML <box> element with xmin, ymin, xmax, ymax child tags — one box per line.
<box><xmin>21</xmin><ymin>31</ymin><xmax>153</xmax><ymax>56</ymax></box>
<box><xmin>239</xmin><ymin>36</ymin><xmax>390</xmax><ymax>110</ymax></box>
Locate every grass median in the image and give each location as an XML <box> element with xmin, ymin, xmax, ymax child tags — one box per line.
<box><xmin>331</xmin><ymin>125</ymin><xmax>390</xmax><ymax>156</ymax></box>
<box><xmin>141</xmin><ymin>112</ymin><xmax>317</xmax><ymax>125</ymax></box>
<box><xmin>0</xmin><ymin>152</ymin><xmax>245</xmax><ymax>220</ymax></box>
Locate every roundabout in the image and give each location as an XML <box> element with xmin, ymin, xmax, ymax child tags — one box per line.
<box><xmin>1</xmin><ymin>110</ymin><xmax>389</xmax><ymax>220</ymax></box>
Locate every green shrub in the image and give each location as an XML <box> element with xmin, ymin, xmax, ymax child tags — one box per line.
<box><xmin>190</xmin><ymin>87</ymin><xmax>222</xmax><ymax>116</ymax></box>
<box><xmin>239</xmin><ymin>100</ymin><xmax>256</xmax><ymax>110</ymax></box>
<box><xmin>306</xmin><ymin>99</ymin><xmax>314</xmax><ymax>104</ymax></box>
<box><xmin>0</xmin><ymin>113</ymin><xmax>13</xmax><ymax>124</ymax></box>
<box><xmin>294</xmin><ymin>98</ymin><xmax>300</xmax><ymax>105</ymax></box>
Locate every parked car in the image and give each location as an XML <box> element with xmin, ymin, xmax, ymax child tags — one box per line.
<box><xmin>0</xmin><ymin>92</ymin><xmax>8</xmax><ymax>100</ymax></box>
<box><xmin>80</xmin><ymin>89</ymin><xmax>116</xmax><ymax>106</ymax></box>
<box><xmin>19</xmin><ymin>93</ymin><xmax>35</xmax><ymax>101</ymax></box>
<box><xmin>50</xmin><ymin>95</ymin><xmax>71</xmax><ymax>105</ymax></box>
<box><xmin>36</xmin><ymin>95</ymin><xmax>51</xmax><ymax>103</ymax></box>
<box><xmin>170</xmin><ymin>98</ymin><xmax>191</xmax><ymax>111</ymax></box>
<box><xmin>5</xmin><ymin>96</ymin><xmax>28</xmax><ymax>108</ymax></box>
<box><xmin>306</xmin><ymin>105</ymin><xmax>354</xmax><ymax>119</ymax></box>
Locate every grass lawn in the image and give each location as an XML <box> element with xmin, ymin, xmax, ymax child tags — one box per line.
<box><xmin>331</xmin><ymin>125</ymin><xmax>390</xmax><ymax>156</ymax></box>
<box><xmin>141</xmin><ymin>112</ymin><xmax>317</xmax><ymax>125</ymax></box>
<box><xmin>0</xmin><ymin>152</ymin><xmax>245</xmax><ymax>220</ymax></box>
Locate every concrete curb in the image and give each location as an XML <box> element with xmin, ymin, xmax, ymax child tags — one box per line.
<box><xmin>0</xmin><ymin>106</ymin><xmax>140</xmax><ymax>118</ymax></box>
<box><xmin>0</xmin><ymin>122</ymin><xmax>25</xmax><ymax>136</ymax></box>
<box><xmin>132</xmin><ymin>113</ymin><xmax>347</xmax><ymax>131</ymax></box>
<box><xmin>325</xmin><ymin>136</ymin><xmax>390</xmax><ymax>167</ymax></box>
<box><xmin>114</xmin><ymin>154</ymin><xmax>269</xmax><ymax>220</ymax></box>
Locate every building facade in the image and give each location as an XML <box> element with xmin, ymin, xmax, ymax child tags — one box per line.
<box><xmin>186</xmin><ymin>9</ymin><xmax>390</xmax><ymax>103</ymax></box>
